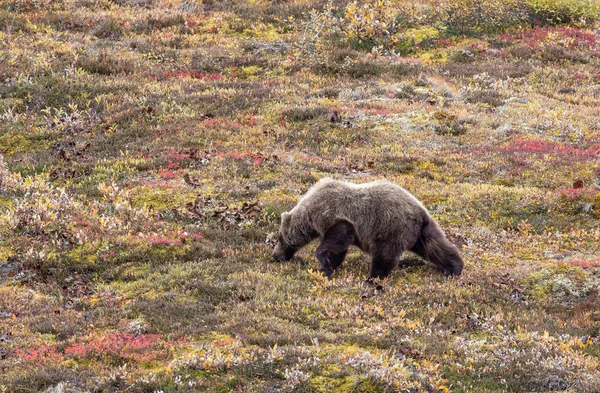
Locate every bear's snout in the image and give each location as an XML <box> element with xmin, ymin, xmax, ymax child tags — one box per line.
<box><xmin>271</xmin><ymin>245</ymin><xmax>295</xmax><ymax>262</ymax></box>
<box><xmin>271</xmin><ymin>233</ymin><xmax>298</xmax><ymax>262</ymax></box>
<box><xmin>272</xmin><ymin>251</ymin><xmax>291</xmax><ymax>262</ymax></box>
<box><xmin>271</xmin><ymin>248</ymin><xmax>287</xmax><ymax>262</ymax></box>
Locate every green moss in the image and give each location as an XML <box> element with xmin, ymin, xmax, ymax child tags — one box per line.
<box><xmin>240</xmin><ymin>66</ymin><xmax>262</xmax><ymax>80</ymax></box>
<box><xmin>522</xmin><ymin>264</ymin><xmax>590</xmax><ymax>300</ymax></box>
<box><xmin>396</xmin><ymin>26</ymin><xmax>440</xmax><ymax>54</ymax></box>
<box><xmin>131</xmin><ymin>187</ymin><xmax>197</xmax><ymax>211</ymax></box>
<box><xmin>0</xmin><ymin>195</ymin><xmax>14</xmax><ymax>208</ymax></box>
<box><xmin>443</xmin><ymin>366</ymin><xmax>506</xmax><ymax>392</ymax></box>
<box><xmin>594</xmin><ymin>193</ymin><xmax>600</xmax><ymax>216</ymax></box>
<box><xmin>0</xmin><ymin>131</ymin><xmax>54</xmax><ymax>156</ymax></box>
<box><xmin>109</xmin><ymin>242</ymin><xmax>191</xmax><ymax>266</ymax></box>
<box><xmin>310</xmin><ymin>375</ymin><xmax>361</xmax><ymax>393</ymax></box>
<box><xmin>0</xmin><ymin>244</ymin><xmax>13</xmax><ymax>261</ymax></box>
<box><xmin>64</xmin><ymin>247</ymin><xmax>98</xmax><ymax>266</ymax></box>
<box><xmin>581</xmin><ymin>342</ymin><xmax>600</xmax><ymax>359</ymax></box>
<box><xmin>231</xmin><ymin>21</ymin><xmax>280</xmax><ymax>40</ymax></box>
<box><xmin>320</xmin><ymin>344</ymin><xmax>370</xmax><ymax>357</ymax></box>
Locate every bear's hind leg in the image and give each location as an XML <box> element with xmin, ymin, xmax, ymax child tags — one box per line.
<box><xmin>410</xmin><ymin>220</ymin><xmax>463</xmax><ymax>276</ymax></box>
<box><xmin>316</xmin><ymin>219</ymin><xmax>357</xmax><ymax>278</ymax></box>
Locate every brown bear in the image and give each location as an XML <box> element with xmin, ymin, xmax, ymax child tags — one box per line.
<box><xmin>271</xmin><ymin>178</ymin><xmax>463</xmax><ymax>280</ymax></box>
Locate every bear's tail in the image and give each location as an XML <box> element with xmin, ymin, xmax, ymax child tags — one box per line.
<box><xmin>411</xmin><ymin>218</ymin><xmax>463</xmax><ymax>276</ymax></box>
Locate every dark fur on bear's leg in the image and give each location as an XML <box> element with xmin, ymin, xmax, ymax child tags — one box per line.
<box><xmin>368</xmin><ymin>244</ymin><xmax>400</xmax><ymax>281</ymax></box>
<box><xmin>368</xmin><ymin>258</ymin><xmax>397</xmax><ymax>280</ymax></box>
<box><xmin>364</xmin><ymin>250</ymin><xmax>398</xmax><ymax>291</ymax></box>
<box><xmin>316</xmin><ymin>219</ymin><xmax>358</xmax><ymax>278</ymax></box>
<box><xmin>410</xmin><ymin>219</ymin><xmax>464</xmax><ymax>276</ymax></box>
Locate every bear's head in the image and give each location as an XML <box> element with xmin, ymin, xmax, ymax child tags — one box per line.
<box><xmin>272</xmin><ymin>212</ymin><xmax>299</xmax><ymax>261</ymax></box>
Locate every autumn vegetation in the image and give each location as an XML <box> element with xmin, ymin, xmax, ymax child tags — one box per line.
<box><xmin>1</xmin><ymin>0</ymin><xmax>600</xmax><ymax>392</ymax></box>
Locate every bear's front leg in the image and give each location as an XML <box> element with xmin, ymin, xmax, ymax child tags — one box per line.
<box><xmin>367</xmin><ymin>245</ymin><xmax>400</xmax><ymax>282</ymax></box>
<box><xmin>316</xmin><ymin>246</ymin><xmax>348</xmax><ymax>278</ymax></box>
<box><xmin>315</xmin><ymin>219</ymin><xmax>357</xmax><ymax>278</ymax></box>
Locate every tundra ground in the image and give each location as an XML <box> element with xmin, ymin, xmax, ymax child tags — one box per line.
<box><xmin>1</xmin><ymin>1</ymin><xmax>600</xmax><ymax>392</ymax></box>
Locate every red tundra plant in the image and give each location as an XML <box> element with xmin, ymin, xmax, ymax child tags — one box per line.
<box><xmin>153</xmin><ymin>128</ymin><xmax>179</xmax><ymax>139</ymax></box>
<box><xmin>99</xmin><ymin>250</ymin><xmax>116</xmax><ymax>259</ymax></box>
<box><xmin>14</xmin><ymin>344</ymin><xmax>64</xmax><ymax>366</ymax></box>
<box><xmin>552</xmin><ymin>187</ymin><xmax>597</xmax><ymax>201</ymax></box>
<box><xmin>364</xmin><ymin>104</ymin><xmax>396</xmax><ymax>116</ymax></box>
<box><xmin>240</xmin><ymin>113</ymin><xmax>258</xmax><ymax>126</ymax></box>
<box><xmin>64</xmin><ymin>332</ymin><xmax>170</xmax><ymax>363</ymax></box>
<box><xmin>499</xmin><ymin>138</ymin><xmax>599</xmax><ymax>164</ymax></box>
<box><xmin>200</xmin><ymin>117</ymin><xmax>245</xmax><ymax>132</ymax></box>
<box><xmin>218</xmin><ymin>151</ymin><xmax>251</xmax><ymax>160</ymax></box>
<box><xmin>145</xmin><ymin>236</ymin><xmax>182</xmax><ymax>246</ymax></box>
<box><xmin>187</xmin><ymin>233</ymin><xmax>205</xmax><ymax>240</ymax></box>
<box><xmin>141</xmin><ymin>179</ymin><xmax>175</xmax><ymax>189</ymax></box>
<box><xmin>568</xmin><ymin>259</ymin><xmax>600</xmax><ymax>269</ymax></box>
<box><xmin>157</xmin><ymin>152</ymin><xmax>194</xmax><ymax>169</ymax></box>
<box><xmin>158</xmin><ymin>169</ymin><xmax>178</xmax><ymax>179</ymax></box>
<box><xmin>521</xmin><ymin>27</ymin><xmax>551</xmax><ymax>49</ymax></box>
<box><xmin>152</xmin><ymin>70</ymin><xmax>223</xmax><ymax>81</ymax></box>
<box><xmin>167</xmin><ymin>160</ymin><xmax>180</xmax><ymax>169</ymax></box>
<box><xmin>217</xmin><ymin>150</ymin><xmax>268</xmax><ymax>166</ymax></box>
<box><xmin>185</xmin><ymin>15</ymin><xmax>203</xmax><ymax>28</ymax></box>
<box><xmin>518</xmin><ymin>26</ymin><xmax>598</xmax><ymax>50</ymax></box>
<box><xmin>551</xmin><ymin>27</ymin><xmax>597</xmax><ymax>49</ymax></box>
<box><xmin>498</xmin><ymin>32</ymin><xmax>516</xmax><ymax>45</ymax></box>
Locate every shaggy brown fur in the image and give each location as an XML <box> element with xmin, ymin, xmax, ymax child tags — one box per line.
<box><xmin>272</xmin><ymin>178</ymin><xmax>463</xmax><ymax>279</ymax></box>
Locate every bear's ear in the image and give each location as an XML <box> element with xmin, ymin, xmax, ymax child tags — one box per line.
<box><xmin>281</xmin><ymin>212</ymin><xmax>292</xmax><ymax>226</ymax></box>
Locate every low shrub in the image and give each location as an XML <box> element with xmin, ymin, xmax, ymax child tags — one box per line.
<box><xmin>91</xmin><ymin>17</ymin><xmax>124</xmax><ymax>39</ymax></box>
<box><xmin>465</xmin><ymin>89</ymin><xmax>507</xmax><ymax>107</ymax></box>
<box><xmin>76</xmin><ymin>51</ymin><xmax>135</xmax><ymax>75</ymax></box>
<box><xmin>437</xmin><ymin>0</ymin><xmax>598</xmax><ymax>35</ymax></box>
<box><xmin>527</xmin><ymin>0</ymin><xmax>599</xmax><ymax>26</ymax></box>
<box><xmin>282</xmin><ymin>106</ymin><xmax>329</xmax><ymax>123</ymax></box>
<box><xmin>433</xmin><ymin>111</ymin><xmax>469</xmax><ymax>136</ymax></box>
<box><xmin>330</xmin><ymin>0</ymin><xmax>599</xmax><ymax>53</ymax></box>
